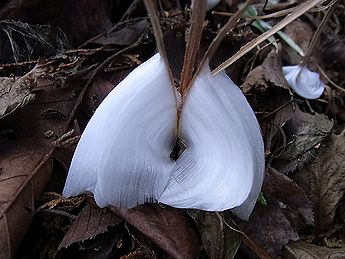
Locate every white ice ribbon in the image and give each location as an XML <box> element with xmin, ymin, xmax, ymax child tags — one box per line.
<box><xmin>63</xmin><ymin>53</ymin><xmax>265</xmax><ymax>219</ymax></box>
<box><xmin>283</xmin><ymin>65</ymin><xmax>325</xmax><ymax>99</ymax></box>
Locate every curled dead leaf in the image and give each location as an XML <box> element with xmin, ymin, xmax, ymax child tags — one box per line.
<box><xmin>0</xmin><ymin>57</ymin><xmax>85</xmax><ymax>258</ymax></box>
<box><xmin>58</xmin><ymin>198</ymin><xmax>121</xmax><ymax>251</ymax></box>
<box><xmin>188</xmin><ymin>210</ymin><xmax>241</xmax><ymax>259</ymax></box>
<box><xmin>242</xmin><ymin>49</ymin><xmax>290</xmax><ymax>93</ymax></box>
<box><xmin>240</xmin><ymin>203</ymin><xmax>299</xmax><ymax>257</ymax></box>
<box><xmin>0</xmin><ymin>65</ymin><xmax>43</xmax><ymax>119</ymax></box>
<box><xmin>109</xmin><ymin>204</ymin><xmax>200</xmax><ymax>259</ymax></box>
<box><xmin>293</xmin><ymin>133</ymin><xmax>345</xmax><ymax>230</ymax></box>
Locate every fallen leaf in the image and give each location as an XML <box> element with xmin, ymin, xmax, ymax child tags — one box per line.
<box><xmin>0</xmin><ymin>65</ymin><xmax>43</xmax><ymax>119</ymax></box>
<box><xmin>241</xmin><ymin>48</ymin><xmax>290</xmax><ymax>93</ymax></box>
<box><xmin>81</xmin><ymin>69</ymin><xmax>132</xmax><ymax>117</ymax></box>
<box><xmin>274</xmin><ymin>109</ymin><xmax>333</xmax><ymax>173</ymax></box>
<box><xmin>264</xmin><ymin>167</ymin><xmax>313</xmax><ymax>227</ymax></box>
<box><xmin>240</xmin><ymin>203</ymin><xmax>299</xmax><ymax>257</ymax></box>
<box><xmin>58</xmin><ymin>198</ymin><xmax>122</xmax><ymax>250</ymax></box>
<box><xmin>0</xmin><ymin>58</ymin><xmax>84</xmax><ymax>258</ymax></box>
<box><xmin>293</xmin><ymin>133</ymin><xmax>345</xmax><ymax>230</ymax></box>
<box><xmin>284</xmin><ymin>241</ymin><xmax>345</xmax><ymax>259</ymax></box>
<box><xmin>57</xmin><ymin>229</ymin><xmax>123</xmax><ymax>259</ymax></box>
<box><xmin>91</xmin><ymin>19</ymin><xmax>150</xmax><ymax>46</ymax></box>
<box><xmin>264</xmin><ymin>100</ymin><xmax>295</xmax><ymax>157</ymax></box>
<box><xmin>280</xmin><ymin>111</ymin><xmax>332</xmax><ymax>160</ymax></box>
<box><xmin>188</xmin><ymin>210</ymin><xmax>241</xmax><ymax>259</ymax></box>
<box><xmin>283</xmin><ymin>20</ymin><xmax>313</xmax><ymax>65</ymax></box>
<box><xmin>109</xmin><ymin>204</ymin><xmax>200</xmax><ymax>259</ymax></box>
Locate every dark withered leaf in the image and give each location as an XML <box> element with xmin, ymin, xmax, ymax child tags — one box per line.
<box><xmin>109</xmin><ymin>204</ymin><xmax>200</xmax><ymax>259</ymax></box>
<box><xmin>91</xmin><ymin>19</ymin><xmax>150</xmax><ymax>46</ymax></box>
<box><xmin>0</xmin><ymin>58</ymin><xmax>83</xmax><ymax>258</ymax></box>
<box><xmin>188</xmin><ymin>210</ymin><xmax>240</xmax><ymax>259</ymax></box>
<box><xmin>58</xmin><ymin>199</ymin><xmax>122</xmax><ymax>250</ymax></box>
<box><xmin>280</xmin><ymin>111</ymin><xmax>333</xmax><ymax>160</ymax></box>
<box><xmin>0</xmin><ymin>65</ymin><xmax>43</xmax><ymax>119</ymax></box>
<box><xmin>241</xmin><ymin>203</ymin><xmax>299</xmax><ymax>257</ymax></box>
<box><xmin>264</xmin><ymin>101</ymin><xmax>295</xmax><ymax>156</ymax></box>
<box><xmin>284</xmin><ymin>241</ymin><xmax>345</xmax><ymax>259</ymax></box>
<box><xmin>263</xmin><ymin>167</ymin><xmax>313</xmax><ymax>227</ymax></box>
<box><xmin>292</xmin><ymin>133</ymin><xmax>345</xmax><ymax>230</ymax></box>
<box><xmin>273</xmin><ymin>109</ymin><xmax>333</xmax><ymax>173</ymax></box>
<box><xmin>282</xmin><ymin>20</ymin><xmax>313</xmax><ymax>65</ymax></box>
<box><xmin>242</xmin><ymin>49</ymin><xmax>290</xmax><ymax>93</ymax></box>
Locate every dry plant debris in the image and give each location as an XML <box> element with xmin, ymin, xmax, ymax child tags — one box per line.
<box><xmin>0</xmin><ymin>0</ymin><xmax>345</xmax><ymax>258</ymax></box>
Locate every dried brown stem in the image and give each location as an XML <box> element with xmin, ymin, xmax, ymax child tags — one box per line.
<box><xmin>200</xmin><ymin>0</ymin><xmax>255</xmax><ymax>70</ymax></box>
<box><xmin>143</xmin><ymin>0</ymin><xmax>170</xmax><ymax>67</ymax></box>
<box><xmin>179</xmin><ymin>0</ymin><xmax>207</xmax><ymax>98</ymax></box>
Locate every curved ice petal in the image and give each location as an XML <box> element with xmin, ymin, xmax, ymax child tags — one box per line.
<box><xmin>283</xmin><ymin>65</ymin><xmax>325</xmax><ymax>99</ymax></box>
<box><xmin>159</xmin><ymin>64</ymin><xmax>265</xmax><ymax>219</ymax></box>
<box><xmin>63</xmin><ymin>54</ymin><xmax>177</xmax><ymax>208</ymax></box>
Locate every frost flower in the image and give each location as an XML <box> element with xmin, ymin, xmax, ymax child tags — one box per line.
<box><xmin>63</xmin><ymin>53</ymin><xmax>265</xmax><ymax>220</ymax></box>
<box><xmin>283</xmin><ymin>65</ymin><xmax>325</xmax><ymax>99</ymax></box>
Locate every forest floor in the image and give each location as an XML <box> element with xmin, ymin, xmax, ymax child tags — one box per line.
<box><xmin>0</xmin><ymin>0</ymin><xmax>345</xmax><ymax>258</ymax></box>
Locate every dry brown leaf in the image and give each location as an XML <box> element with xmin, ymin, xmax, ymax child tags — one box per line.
<box><xmin>91</xmin><ymin>19</ymin><xmax>150</xmax><ymax>47</ymax></box>
<box><xmin>264</xmin><ymin>167</ymin><xmax>313</xmax><ymax>227</ymax></box>
<box><xmin>264</xmin><ymin>101</ymin><xmax>295</xmax><ymax>157</ymax></box>
<box><xmin>188</xmin><ymin>210</ymin><xmax>241</xmax><ymax>259</ymax></box>
<box><xmin>0</xmin><ymin>64</ymin><xmax>45</xmax><ymax>119</ymax></box>
<box><xmin>272</xmin><ymin>108</ymin><xmax>333</xmax><ymax>173</ymax></box>
<box><xmin>241</xmin><ymin>49</ymin><xmax>290</xmax><ymax>93</ymax></box>
<box><xmin>280</xmin><ymin>112</ymin><xmax>333</xmax><ymax>160</ymax></box>
<box><xmin>284</xmin><ymin>241</ymin><xmax>345</xmax><ymax>259</ymax></box>
<box><xmin>109</xmin><ymin>204</ymin><xmax>200</xmax><ymax>259</ymax></box>
<box><xmin>283</xmin><ymin>20</ymin><xmax>314</xmax><ymax>65</ymax></box>
<box><xmin>241</xmin><ymin>203</ymin><xmax>299</xmax><ymax>257</ymax></box>
<box><xmin>0</xmin><ymin>59</ymin><xmax>84</xmax><ymax>258</ymax></box>
<box><xmin>58</xmin><ymin>198</ymin><xmax>121</xmax><ymax>250</ymax></box>
<box><xmin>293</xmin><ymin>133</ymin><xmax>345</xmax><ymax>230</ymax></box>
<box><xmin>81</xmin><ymin>70</ymin><xmax>132</xmax><ymax>116</ymax></box>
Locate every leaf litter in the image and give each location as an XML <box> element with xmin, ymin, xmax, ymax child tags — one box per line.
<box><xmin>0</xmin><ymin>0</ymin><xmax>345</xmax><ymax>258</ymax></box>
